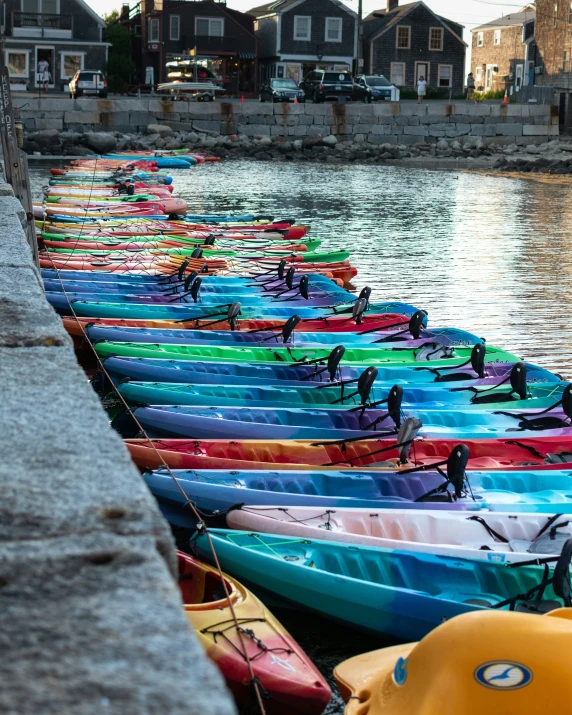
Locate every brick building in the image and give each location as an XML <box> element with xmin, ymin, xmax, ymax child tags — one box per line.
<box><xmin>248</xmin><ymin>0</ymin><xmax>357</xmax><ymax>84</ymax></box>
<box><xmin>533</xmin><ymin>0</ymin><xmax>572</xmax><ymax>124</ymax></box>
<box><xmin>362</xmin><ymin>0</ymin><xmax>466</xmax><ymax>94</ymax></box>
<box><xmin>470</xmin><ymin>6</ymin><xmax>535</xmax><ymax>96</ymax></box>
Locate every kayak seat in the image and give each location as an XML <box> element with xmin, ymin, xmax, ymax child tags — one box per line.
<box><xmin>463</xmin><ymin>598</ymin><xmax>494</xmax><ymax>607</ymax></box>
<box><xmin>471</xmin><ymin>392</ymin><xmax>517</xmax><ymax>405</ymax></box>
<box><xmin>512</xmin><ymin>416</ymin><xmax>569</xmax><ymax>431</ymax></box>
<box><xmin>369</xmin><ymin>461</ymin><xmax>399</xmax><ymax>468</ymax></box>
<box><xmin>545</xmin><ymin>452</ymin><xmax>572</xmax><ymax>464</ymax></box>
<box><xmin>435</xmin><ymin>372</ymin><xmax>475</xmax><ymax>382</ymax></box>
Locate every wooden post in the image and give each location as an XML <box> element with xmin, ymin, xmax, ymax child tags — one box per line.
<box><xmin>0</xmin><ymin>65</ymin><xmax>39</xmax><ymax>267</ymax></box>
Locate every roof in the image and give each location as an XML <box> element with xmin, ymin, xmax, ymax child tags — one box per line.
<box><xmin>248</xmin><ymin>0</ymin><xmax>355</xmax><ymax>19</ymax></box>
<box><xmin>472</xmin><ymin>5</ymin><xmax>535</xmax><ymax>32</ymax></box>
<box><xmin>76</xmin><ymin>0</ymin><xmax>106</xmax><ymax>27</ymax></box>
<box><xmin>363</xmin><ymin>1</ymin><xmax>466</xmax><ymax>46</ymax></box>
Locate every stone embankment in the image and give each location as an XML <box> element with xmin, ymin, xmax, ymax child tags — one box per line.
<box><xmin>0</xmin><ymin>177</ymin><xmax>235</xmax><ymax>713</ymax></box>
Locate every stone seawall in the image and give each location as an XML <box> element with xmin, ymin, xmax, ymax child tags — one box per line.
<box><xmin>19</xmin><ymin>97</ymin><xmax>558</xmax><ymax>146</ymax></box>
<box><xmin>0</xmin><ymin>178</ymin><xmax>235</xmax><ymax>714</ymax></box>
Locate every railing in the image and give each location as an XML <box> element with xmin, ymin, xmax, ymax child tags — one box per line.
<box><xmin>12</xmin><ymin>12</ymin><xmax>72</xmax><ymax>31</ymax></box>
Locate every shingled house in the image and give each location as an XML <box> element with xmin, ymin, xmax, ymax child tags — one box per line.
<box><xmin>248</xmin><ymin>0</ymin><xmax>357</xmax><ymax>84</ymax></box>
<box><xmin>363</xmin><ymin>0</ymin><xmax>466</xmax><ymax>95</ymax></box>
<box><xmin>470</xmin><ymin>6</ymin><xmax>535</xmax><ymax>94</ymax></box>
<box><xmin>3</xmin><ymin>0</ymin><xmax>108</xmax><ymax>91</ymax></box>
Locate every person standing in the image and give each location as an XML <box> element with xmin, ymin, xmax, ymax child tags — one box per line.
<box><xmin>37</xmin><ymin>58</ymin><xmax>50</xmax><ymax>93</ymax></box>
<box><xmin>417</xmin><ymin>75</ymin><xmax>427</xmax><ymax>104</ymax></box>
<box><xmin>467</xmin><ymin>72</ymin><xmax>475</xmax><ymax>100</ymax></box>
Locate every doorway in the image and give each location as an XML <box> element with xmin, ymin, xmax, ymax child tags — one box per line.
<box><xmin>415</xmin><ymin>62</ymin><xmax>429</xmax><ymax>85</ymax></box>
<box><xmin>35</xmin><ymin>46</ymin><xmax>55</xmax><ymax>88</ymax></box>
<box><xmin>485</xmin><ymin>64</ymin><xmax>493</xmax><ymax>92</ymax></box>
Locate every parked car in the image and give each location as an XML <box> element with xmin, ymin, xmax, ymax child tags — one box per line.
<box><xmin>353</xmin><ymin>75</ymin><xmax>396</xmax><ymax>102</ymax></box>
<box><xmin>300</xmin><ymin>70</ymin><xmax>354</xmax><ymax>103</ymax></box>
<box><xmin>259</xmin><ymin>78</ymin><xmax>305</xmax><ymax>103</ymax></box>
<box><xmin>69</xmin><ymin>70</ymin><xmax>108</xmax><ymax>99</ymax></box>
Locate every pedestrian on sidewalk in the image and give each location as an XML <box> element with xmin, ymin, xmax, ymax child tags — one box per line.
<box><xmin>417</xmin><ymin>76</ymin><xmax>427</xmax><ymax>104</ymax></box>
<box><xmin>467</xmin><ymin>72</ymin><xmax>475</xmax><ymax>100</ymax></box>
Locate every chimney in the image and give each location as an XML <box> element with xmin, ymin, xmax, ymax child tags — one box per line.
<box><xmin>387</xmin><ymin>0</ymin><xmax>399</xmax><ymax>9</ymax></box>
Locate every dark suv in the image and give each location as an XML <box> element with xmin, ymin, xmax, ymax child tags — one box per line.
<box><xmin>353</xmin><ymin>75</ymin><xmax>395</xmax><ymax>102</ymax></box>
<box><xmin>300</xmin><ymin>70</ymin><xmax>354</xmax><ymax>103</ymax></box>
<box><xmin>69</xmin><ymin>70</ymin><xmax>108</xmax><ymax>99</ymax></box>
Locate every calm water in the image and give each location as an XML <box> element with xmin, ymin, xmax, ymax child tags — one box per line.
<box><xmin>31</xmin><ymin>160</ymin><xmax>572</xmax><ymax>713</ymax></box>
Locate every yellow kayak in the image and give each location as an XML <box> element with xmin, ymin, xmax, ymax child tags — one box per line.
<box><xmin>335</xmin><ymin>608</ymin><xmax>572</xmax><ymax>714</ymax></box>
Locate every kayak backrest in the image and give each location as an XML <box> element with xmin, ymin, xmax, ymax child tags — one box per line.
<box><xmin>177</xmin><ymin>259</ymin><xmax>190</xmax><ymax>281</ymax></box>
<box><xmin>471</xmin><ymin>343</ymin><xmax>486</xmax><ymax>378</ymax></box>
<box><xmin>563</xmin><ymin>384</ymin><xmax>572</xmax><ymax>419</ymax></box>
<box><xmin>228</xmin><ymin>302</ymin><xmax>241</xmax><ymax>330</ymax></box>
<box><xmin>510</xmin><ymin>362</ymin><xmax>528</xmax><ymax>400</ymax></box>
<box><xmin>396</xmin><ymin>416</ymin><xmax>422</xmax><ymax>463</ymax></box>
<box><xmin>327</xmin><ymin>345</ymin><xmax>346</xmax><ymax>381</ymax></box>
<box><xmin>277</xmin><ymin>258</ymin><xmax>287</xmax><ymax>280</ymax></box>
<box><xmin>387</xmin><ymin>384</ymin><xmax>403</xmax><ymax>427</ymax></box>
<box><xmin>358</xmin><ymin>286</ymin><xmax>371</xmax><ymax>307</ymax></box>
<box><xmin>357</xmin><ymin>366</ymin><xmax>378</xmax><ymax>404</ymax></box>
<box><xmin>447</xmin><ymin>444</ymin><xmax>470</xmax><ymax>497</ymax></box>
<box><xmin>191</xmin><ymin>277</ymin><xmax>202</xmax><ymax>302</ymax></box>
<box><xmin>352</xmin><ymin>298</ymin><xmax>367</xmax><ymax>325</ymax></box>
<box><xmin>191</xmin><ymin>247</ymin><xmax>203</xmax><ymax>259</ymax></box>
<box><xmin>282</xmin><ymin>314</ymin><xmax>301</xmax><ymax>343</ymax></box>
<box><xmin>285</xmin><ymin>266</ymin><xmax>295</xmax><ymax>290</ymax></box>
<box><xmin>299</xmin><ymin>275</ymin><xmax>309</xmax><ymax>300</ymax></box>
<box><xmin>184</xmin><ymin>270</ymin><xmax>198</xmax><ymax>291</ymax></box>
<box><xmin>409</xmin><ymin>310</ymin><xmax>427</xmax><ymax>340</ymax></box>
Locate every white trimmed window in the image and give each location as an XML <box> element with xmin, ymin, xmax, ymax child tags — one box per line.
<box><xmin>294</xmin><ymin>15</ymin><xmax>311</xmax><ymax>40</ymax></box>
<box><xmin>476</xmin><ymin>31</ymin><xmax>483</xmax><ymax>46</ymax></box>
<box><xmin>396</xmin><ymin>25</ymin><xmax>411</xmax><ymax>49</ymax></box>
<box><xmin>475</xmin><ymin>66</ymin><xmax>482</xmax><ymax>82</ymax></box>
<box><xmin>148</xmin><ymin>17</ymin><xmax>159</xmax><ymax>41</ymax></box>
<box><xmin>5</xmin><ymin>49</ymin><xmax>29</xmax><ymax>77</ymax></box>
<box><xmin>170</xmin><ymin>15</ymin><xmax>180</xmax><ymax>40</ymax></box>
<box><xmin>325</xmin><ymin>17</ymin><xmax>342</xmax><ymax>42</ymax></box>
<box><xmin>438</xmin><ymin>64</ymin><xmax>452</xmax><ymax>87</ymax></box>
<box><xmin>195</xmin><ymin>17</ymin><xmax>224</xmax><ymax>37</ymax></box>
<box><xmin>554</xmin><ymin>2</ymin><xmax>558</xmax><ymax>26</ymax></box>
<box><xmin>390</xmin><ymin>62</ymin><xmax>405</xmax><ymax>86</ymax></box>
<box><xmin>569</xmin><ymin>2</ymin><xmax>572</xmax><ymax>23</ymax></box>
<box><xmin>21</xmin><ymin>0</ymin><xmax>59</xmax><ymax>13</ymax></box>
<box><xmin>60</xmin><ymin>51</ymin><xmax>84</xmax><ymax>79</ymax></box>
<box><xmin>429</xmin><ymin>27</ymin><xmax>443</xmax><ymax>50</ymax></box>
<box><xmin>494</xmin><ymin>29</ymin><xmax>501</xmax><ymax>45</ymax></box>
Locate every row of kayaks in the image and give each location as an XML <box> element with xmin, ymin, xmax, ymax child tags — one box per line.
<box><xmin>42</xmin><ymin>155</ymin><xmax>572</xmax><ymax>714</ymax></box>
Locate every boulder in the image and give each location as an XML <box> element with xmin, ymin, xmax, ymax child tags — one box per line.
<box><xmin>302</xmin><ymin>135</ymin><xmax>323</xmax><ymax>149</ymax></box>
<box><xmin>165</xmin><ymin>139</ymin><xmax>182</xmax><ymax>150</ymax></box>
<box><xmin>292</xmin><ymin>139</ymin><xmax>303</xmax><ymax>151</ymax></box>
<box><xmin>322</xmin><ymin>134</ymin><xmax>338</xmax><ymax>146</ymax></box>
<box><xmin>147</xmin><ymin>123</ymin><xmax>174</xmax><ymax>136</ymax></box>
<box><xmin>504</xmin><ymin>143</ymin><xmax>519</xmax><ymax>154</ymax></box>
<box><xmin>436</xmin><ymin>138</ymin><xmax>449</xmax><ymax>151</ymax></box>
<box><xmin>84</xmin><ymin>132</ymin><xmax>117</xmax><ymax>154</ymax></box>
<box><xmin>22</xmin><ymin>140</ymin><xmax>40</xmax><ymax>154</ymax></box>
<box><xmin>33</xmin><ymin>129</ymin><xmax>60</xmax><ymax>150</ymax></box>
<box><xmin>155</xmin><ymin>137</ymin><xmax>166</xmax><ymax>149</ymax></box>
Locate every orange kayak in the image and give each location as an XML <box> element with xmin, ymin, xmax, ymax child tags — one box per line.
<box><xmin>178</xmin><ymin>551</ymin><xmax>330</xmax><ymax>714</ymax></box>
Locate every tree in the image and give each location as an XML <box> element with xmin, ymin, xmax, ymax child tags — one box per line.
<box><xmin>104</xmin><ymin>11</ymin><xmax>136</xmax><ymax>93</ymax></box>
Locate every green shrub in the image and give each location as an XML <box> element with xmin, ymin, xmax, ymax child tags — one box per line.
<box><xmin>399</xmin><ymin>87</ymin><xmax>465</xmax><ymax>100</ymax></box>
<box><xmin>471</xmin><ymin>89</ymin><xmax>507</xmax><ymax>102</ymax></box>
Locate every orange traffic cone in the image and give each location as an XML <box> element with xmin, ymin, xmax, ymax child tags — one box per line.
<box><xmin>294</xmin><ymin>96</ymin><xmax>298</xmax><ymax>104</ymax></box>
<box><xmin>240</xmin><ymin>95</ymin><xmax>244</xmax><ymax>103</ymax></box>
<box><xmin>503</xmin><ymin>89</ymin><xmax>509</xmax><ymax>104</ymax></box>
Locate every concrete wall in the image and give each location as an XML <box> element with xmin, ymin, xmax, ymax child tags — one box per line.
<box><xmin>20</xmin><ymin>96</ymin><xmax>559</xmax><ymax>145</ymax></box>
<box><xmin>0</xmin><ymin>180</ymin><xmax>236</xmax><ymax>714</ymax></box>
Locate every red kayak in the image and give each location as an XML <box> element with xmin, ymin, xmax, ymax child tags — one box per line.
<box><xmin>125</xmin><ymin>436</ymin><xmax>572</xmax><ymax>472</ymax></box>
<box><xmin>62</xmin><ymin>313</ymin><xmax>410</xmax><ymax>348</ymax></box>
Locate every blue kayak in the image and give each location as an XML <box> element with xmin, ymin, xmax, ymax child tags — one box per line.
<box><xmin>101</xmin><ymin>356</ymin><xmax>558</xmax><ymax>388</ymax></box>
<box><xmin>142</xmin><ymin>465</ymin><xmax>572</xmax><ymax>527</ymax></box>
<box><xmin>103</xmin><ymin>154</ymin><xmax>196</xmax><ymax>168</ymax></box>
<box><xmin>194</xmin><ymin>529</ymin><xmax>569</xmax><ymax>641</ymax></box>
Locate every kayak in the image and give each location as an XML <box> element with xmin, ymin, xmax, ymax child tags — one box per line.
<box><xmin>178</xmin><ymin>551</ymin><xmax>330</xmax><ymax>714</ymax></box>
<box><xmin>194</xmin><ymin>529</ymin><xmax>571</xmax><ymax>641</ymax></box>
<box><xmin>334</xmin><ymin>609</ymin><xmax>572</xmax><ymax>715</ymax></box>
<box><xmin>225</xmin><ymin>505</ymin><xmax>572</xmax><ymax>563</ymax></box>
<box><xmin>124</xmin><ymin>432</ymin><xmax>572</xmax><ymax>472</ymax></box>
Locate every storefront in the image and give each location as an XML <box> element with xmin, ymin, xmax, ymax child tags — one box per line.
<box><xmin>261</xmin><ymin>60</ymin><xmax>351</xmax><ymax>85</ymax></box>
<box><xmin>165</xmin><ymin>52</ymin><xmax>256</xmax><ymax>96</ymax></box>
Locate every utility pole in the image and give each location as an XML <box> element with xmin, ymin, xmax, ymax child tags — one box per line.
<box><xmin>357</xmin><ymin>0</ymin><xmax>363</xmax><ymax>75</ymax></box>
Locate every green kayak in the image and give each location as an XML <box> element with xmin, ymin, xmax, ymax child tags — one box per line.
<box><xmin>47</xmin><ymin>247</ymin><xmax>345</xmax><ymax>262</ymax></box>
<box><xmin>94</xmin><ymin>341</ymin><xmax>520</xmax><ymax>367</ymax></box>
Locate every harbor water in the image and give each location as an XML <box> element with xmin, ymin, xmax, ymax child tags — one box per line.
<box><xmin>31</xmin><ymin>160</ymin><xmax>572</xmax><ymax>713</ymax></box>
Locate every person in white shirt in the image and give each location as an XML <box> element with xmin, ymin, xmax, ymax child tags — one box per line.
<box><xmin>37</xmin><ymin>59</ymin><xmax>50</xmax><ymax>93</ymax></box>
<box><xmin>417</xmin><ymin>76</ymin><xmax>427</xmax><ymax>104</ymax></box>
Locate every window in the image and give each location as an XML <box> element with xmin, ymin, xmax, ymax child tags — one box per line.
<box><xmin>476</xmin><ymin>31</ymin><xmax>483</xmax><ymax>46</ymax></box>
<box><xmin>325</xmin><ymin>17</ymin><xmax>342</xmax><ymax>42</ymax></box>
<box><xmin>475</xmin><ymin>66</ymin><xmax>482</xmax><ymax>82</ymax></box>
<box><xmin>390</xmin><ymin>62</ymin><xmax>405</xmax><ymax>86</ymax></box>
<box><xmin>396</xmin><ymin>25</ymin><xmax>410</xmax><ymax>49</ymax></box>
<box><xmin>148</xmin><ymin>18</ymin><xmax>159</xmax><ymax>42</ymax></box>
<box><xmin>565</xmin><ymin>50</ymin><xmax>570</xmax><ymax>72</ymax></box>
<box><xmin>5</xmin><ymin>49</ymin><xmax>28</xmax><ymax>77</ymax></box>
<box><xmin>293</xmin><ymin>15</ymin><xmax>311</xmax><ymax>40</ymax></box>
<box><xmin>429</xmin><ymin>27</ymin><xmax>443</xmax><ymax>50</ymax></box>
<box><xmin>555</xmin><ymin>3</ymin><xmax>558</xmax><ymax>26</ymax></box>
<box><xmin>438</xmin><ymin>64</ymin><xmax>452</xmax><ymax>87</ymax></box>
<box><xmin>569</xmin><ymin>2</ymin><xmax>572</xmax><ymax>23</ymax></box>
<box><xmin>61</xmin><ymin>51</ymin><xmax>83</xmax><ymax>79</ymax></box>
<box><xmin>494</xmin><ymin>29</ymin><xmax>501</xmax><ymax>45</ymax></box>
<box><xmin>169</xmin><ymin>15</ymin><xmax>180</xmax><ymax>40</ymax></box>
<box><xmin>195</xmin><ymin>17</ymin><xmax>224</xmax><ymax>36</ymax></box>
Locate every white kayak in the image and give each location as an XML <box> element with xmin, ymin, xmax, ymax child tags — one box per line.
<box><xmin>226</xmin><ymin>506</ymin><xmax>572</xmax><ymax>564</ymax></box>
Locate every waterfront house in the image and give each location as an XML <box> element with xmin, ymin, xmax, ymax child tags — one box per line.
<box><xmin>247</xmin><ymin>0</ymin><xmax>357</xmax><ymax>84</ymax></box>
<box><xmin>362</xmin><ymin>1</ymin><xmax>466</xmax><ymax>95</ymax></box>
<box><xmin>2</xmin><ymin>0</ymin><xmax>108</xmax><ymax>91</ymax></box>
<box><xmin>470</xmin><ymin>6</ymin><xmax>535</xmax><ymax>95</ymax></box>
<box><xmin>124</xmin><ymin>0</ymin><xmax>258</xmax><ymax>94</ymax></box>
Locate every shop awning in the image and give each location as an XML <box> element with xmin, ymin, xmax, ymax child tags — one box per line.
<box><xmin>238</xmin><ymin>53</ymin><xmax>256</xmax><ymax>59</ymax></box>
